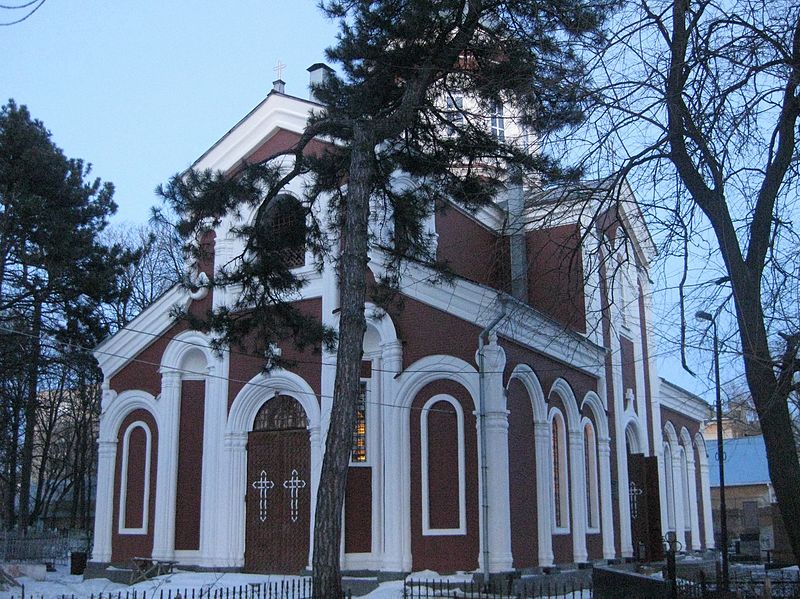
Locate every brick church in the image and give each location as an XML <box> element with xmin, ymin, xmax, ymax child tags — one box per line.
<box><xmin>90</xmin><ymin>65</ymin><xmax>713</xmax><ymax>575</ymax></box>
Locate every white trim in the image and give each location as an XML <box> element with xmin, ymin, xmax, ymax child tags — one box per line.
<box><xmin>420</xmin><ymin>394</ymin><xmax>467</xmax><ymax>536</ymax></box>
<box><xmin>549</xmin><ymin>408</ymin><xmax>570</xmax><ymax>534</ymax></box>
<box><xmin>659</xmin><ymin>378</ymin><xmax>709</xmax><ymax>422</ymax></box>
<box><xmin>582</xmin><ymin>419</ymin><xmax>601</xmax><ymax>533</ymax></box>
<box><xmin>117</xmin><ymin>421</ymin><xmax>152</xmax><ymax>535</ymax></box>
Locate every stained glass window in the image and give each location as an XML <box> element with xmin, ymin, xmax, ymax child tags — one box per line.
<box><xmin>351</xmin><ymin>381</ymin><xmax>367</xmax><ymax>463</ymax></box>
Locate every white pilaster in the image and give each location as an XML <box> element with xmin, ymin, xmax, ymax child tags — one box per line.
<box><xmin>380</xmin><ymin>340</ymin><xmax>407</xmax><ymax>572</ymax></box>
<box><xmin>199</xmin><ymin>352</ymin><xmax>230</xmax><ymax>565</ymax></box>
<box><xmin>569</xmin><ymin>429</ymin><xmax>589</xmax><ymax>563</ymax></box>
<box><xmin>598</xmin><ymin>438</ymin><xmax>616</xmax><ymax>559</ymax></box>
<box><xmin>671</xmin><ymin>453</ymin><xmax>686</xmax><ymax>550</ymax></box>
<box><xmin>151</xmin><ymin>369</ymin><xmax>181</xmax><ymax>560</ymax></box>
<box><xmin>223</xmin><ymin>432</ymin><xmax>248</xmax><ymax>567</ymax></box>
<box><xmin>687</xmin><ymin>454</ymin><xmax>701</xmax><ymax>551</ymax></box>
<box><xmin>91</xmin><ymin>440</ymin><xmax>118</xmax><ymax>562</ymax></box>
<box><xmin>533</xmin><ymin>421</ymin><xmax>554</xmax><ymax>566</ymax></box>
<box><xmin>699</xmin><ymin>461</ymin><xmax>715</xmax><ymax>549</ymax></box>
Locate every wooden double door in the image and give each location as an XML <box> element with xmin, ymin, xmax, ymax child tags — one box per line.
<box><xmin>244</xmin><ymin>397</ymin><xmax>311</xmax><ymax>573</ymax></box>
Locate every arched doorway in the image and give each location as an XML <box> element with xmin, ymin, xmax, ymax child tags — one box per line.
<box><xmin>244</xmin><ymin>395</ymin><xmax>310</xmax><ymax>573</ymax></box>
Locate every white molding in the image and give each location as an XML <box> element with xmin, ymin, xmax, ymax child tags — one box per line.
<box><xmin>582</xmin><ymin>418</ymin><xmax>601</xmax><ymax>533</ymax></box>
<box><xmin>192</xmin><ymin>94</ymin><xmax>318</xmax><ymax>173</ymax></box>
<box><xmin>117</xmin><ymin>421</ymin><xmax>152</xmax><ymax>535</ymax></box>
<box><xmin>420</xmin><ymin>395</ymin><xmax>467</xmax><ymax>536</ymax></box>
<box><xmin>368</xmin><ymin>255</ymin><xmax>606</xmax><ymax>377</ymax></box>
<box><xmin>94</xmin><ymin>285</ymin><xmax>187</xmax><ymax>381</ymax></box>
<box><xmin>659</xmin><ymin>379</ymin><xmax>709</xmax><ymax>422</ymax></box>
<box><xmin>548</xmin><ymin>409</ymin><xmax>570</xmax><ymax>534</ymax></box>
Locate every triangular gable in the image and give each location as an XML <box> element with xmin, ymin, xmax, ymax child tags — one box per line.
<box><xmin>94</xmin><ymin>284</ymin><xmax>188</xmax><ymax>381</ymax></box>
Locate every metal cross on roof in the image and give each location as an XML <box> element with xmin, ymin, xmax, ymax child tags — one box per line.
<box><xmin>273</xmin><ymin>59</ymin><xmax>286</xmax><ymax>81</ymax></box>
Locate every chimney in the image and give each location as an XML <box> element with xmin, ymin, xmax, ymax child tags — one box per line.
<box><xmin>507</xmin><ymin>168</ymin><xmax>529</xmax><ymax>302</ymax></box>
<box><xmin>272</xmin><ymin>79</ymin><xmax>286</xmax><ymax>94</ymax></box>
<box><xmin>307</xmin><ymin>63</ymin><xmax>334</xmax><ymax>103</ymax></box>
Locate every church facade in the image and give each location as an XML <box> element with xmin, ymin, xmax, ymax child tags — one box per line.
<box><xmin>91</xmin><ymin>72</ymin><xmax>713</xmax><ymax>574</ymax></box>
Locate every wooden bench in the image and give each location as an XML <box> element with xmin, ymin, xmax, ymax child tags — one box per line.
<box><xmin>129</xmin><ymin>557</ymin><xmax>178</xmax><ymax>584</ymax></box>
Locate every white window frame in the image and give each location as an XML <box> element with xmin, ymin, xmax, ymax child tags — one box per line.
<box><xmin>664</xmin><ymin>443</ymin><xmax>675</xmax><ymax>531</ymax></box>
<box><xmin>583</xmin><ymin>419</ymin><xmax>601</xmax><ymax>533</ymax></box>
<box><xmin>550</xmin><ymin>408</ymin><xmax>570</xmax><ymax>534</ymax></box>
<box><xmin>420</xmin><ymin>394</ymin><xmax>466</xmax><ymax>536</ymax></box>
<box><xmin>489</xmin><ymin>101</ymin><xmax>505</xmax><ymax>141</ymax></box>
<box><xmin>118</xmin><ymin>421</ymin><xmax>152</xmax><ymax>535</ymax></box>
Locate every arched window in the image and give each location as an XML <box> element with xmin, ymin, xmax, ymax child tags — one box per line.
<box><xmin>255</xmin><ymin>194</ymin><xmax>306</xmax><ymax>268</ymax></box>
<box><xmin>584</xmin><ymin>421</ymin><xmax>600</xmax><ymax>531</ymax></box>
<box><xmin>253</xmin><ymin>395</ymin><xmax>307</xmax><ymax>431</ymax></box>
<box><xmin>663</xmin><ymin>443</ymin><xmax>675</xmax><ymax>530</ymax></box>
<box><xmin>551</xmin><ymin>410</ymin><xmax>569</xmax><ymax>532</ymax></box>
<box><xmin>680</xmin><ymin>448</ymin><xmax>692</xmax><ymax>531</ymax></box>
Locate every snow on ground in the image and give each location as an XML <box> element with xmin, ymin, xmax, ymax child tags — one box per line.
<box><xmin>0</xmin><ymin>566</ymin><xmax>590</xmax><ymax>599</ymax></box>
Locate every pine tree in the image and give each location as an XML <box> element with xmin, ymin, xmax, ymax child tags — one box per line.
<box><xmin>161</xmin><ymin>2</ymin><xmax>614</xmax><ymax>594</ymax></box>
<box><xmin>0</xmin><ymin>100</ymin><xmax>130</xmax><ymax>528</ymax></box>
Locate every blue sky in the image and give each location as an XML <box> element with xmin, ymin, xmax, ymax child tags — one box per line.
<box><xmin>1</xmin><ymin>1</ymin><xmax>337</xmax><ymax>224</ymax></box>
<box><xmin>1</xmin><ymin>1</ymin><xmax>716</xmax><ymax>400</ymax></box>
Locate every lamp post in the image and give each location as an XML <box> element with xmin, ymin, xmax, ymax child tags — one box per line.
<box><xmin>696</xmin><ymin>310</ymin><xmax>729</xmax><ymax>594</ymax></box>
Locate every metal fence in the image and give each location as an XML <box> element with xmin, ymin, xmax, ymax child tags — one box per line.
<box><xmin>9</xmin><ymin>579</ymin><xmax>352</xmax><ymax>599</ymax></box>
<box><xmin>0</xmin><ymin>532</ymin><xmax>90</xmax><ymax>565</ymax></box>
<box><xmin>404</xmin><ymin>578</ymin><xmax>592</xmax><ymax>599</ymax></box>
<box><xmin>677</xmin><ymin>569</ymin><xmax>800</xmax><ymax>598</ymax></box>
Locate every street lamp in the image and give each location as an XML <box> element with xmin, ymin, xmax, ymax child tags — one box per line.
<box><xmin>696</xmin><ymin>310</ymin><xmax>729</xmax><ymax>594</ymax></box>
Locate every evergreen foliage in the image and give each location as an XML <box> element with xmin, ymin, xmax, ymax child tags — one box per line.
<box><xmin>0</xmin><ymin>100</ymin><xmax>131</xmax><ymax>528</ymax></box>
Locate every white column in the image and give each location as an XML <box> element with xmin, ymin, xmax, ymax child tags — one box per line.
<box><xmin>308</xmin><ymin>423</ymin><xmax>322</xmax><ymax>570</ymax></box>
<box><xmin>699</xmin><ymin>461</ymin><xmax>715</xmax><ymax>549</ymax></box>
<box><xmin>484</xmin><ymin>411</ymin><xmax>513</xmax><ymax>571</ymax></box>
<box><xmin>569</xmin><ymin>430</ymin><xmax>589</xmax><ymax>563</ymax></box>
<box><xmin>687</xmin><ymin>455</ymin><xmax>701</xmax><ymax>550</ymax></box>
<box><xmin>199</xmin><ymin>353</ymin><xmax>230</xmax><ymax>566</ymax></box>
<box><xmin>380</xmin><ymin>341</ymin><xmax>407</xmax><ymax>572</ymax></box>
<box><xmin>477</xmin><ymin>336</ymin><xmax>512</xmax><ymax>573</ymax></box>
<box><xmin>658</xmin><ymin>449</ymin><xmax>670</xmax><ymax>541</ymax></box>
<box><xmin>534</xmin><ymin>421</ymin><xmax>554</xmax><ymax>566</ymax></box>
<box><xmin>671</xmin><ymin>453</ymin><xmax>686</xmax><ymax>550</ymax></box>
<box><xmin>151</xmin><ymin>369</ymin><xmax>181</xmax><ymax>560</ymax></box>
<box><xmin>91</xmin><ymin>440</ymin><xmax>118</xmax><ymax>562</ymax></box>
<box><xmin>598</xmin><ymin>438</ymin><xmax>616</xmax><ymax>559</ymax></box>
<box><xmin>223</xmin><ymin>432</ymin><xmax>248</xmax><ymax>567</ymax></box>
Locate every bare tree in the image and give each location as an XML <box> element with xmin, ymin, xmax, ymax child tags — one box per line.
<box><xmin>583</xmin><ymin>0</ymin><xmax>800</xmax><ymax>563</ymax></box>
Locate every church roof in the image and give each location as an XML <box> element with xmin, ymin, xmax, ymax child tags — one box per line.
<box><xmin>707</xmin><ymin>435</ymin><xmax>770</xmax><ymax>487</ymax></box>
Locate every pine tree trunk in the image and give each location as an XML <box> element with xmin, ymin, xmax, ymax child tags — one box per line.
<box><xmin>18</xmin><ymin>297</ymin><xmax>42</xmax><ymax>531</ymax></box>
<box><xmin>312</xmin><ymin>124</ymin><xmax>374</xmax><ymax>599</ymax></box>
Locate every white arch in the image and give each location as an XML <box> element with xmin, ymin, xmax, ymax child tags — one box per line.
<box><xmin>548</xmin><ymin>378</ymin><xmax>581</xmax><ymax>432</ymax></box>
<box><xmin>99</xmin><ymin>390</ymin><xmax>159</xmax><ymax>443</ymax></box>
<box><xmin>394</xmin><ymin>355</ymin><xmax>480</xmax><ymax>410</ymax></box>
<box><xmin>623</xmin><ymin>415</ymin><xmax>645</xmax><ymax>454</ymax></box>
<box><xmin>160</xmin><ymin>329</ymin><xmax>215</xmax><ymax>376</ymax></box>
<box><xmin>548</xmin><ymin>407</ymin><xmax>570</xmax><ymax>532</ymax></box>
<box><xmin>663</xmin><ymin>421</ymin><xmax>679</xmax><ymax>446</ymax></box>
<box><xmin>507</xmin><ymin>364</ymin><xmax>547</xmax><ymax>422</ymax></box>
<box><xmin>363</xmin><ymin>302</ymin><xmax>399</xmax><ymax>345</ymax></box>
<box><xmin>581</xmin><ymin>417</ymin><xmax>601</xmax><ymax>531</ymax></box>
<box><xmin>580</xmin><ymin>391</ymin><xmax>610</xmax><ymax>439</ymax></box>
<box><xmin>227</xmin><ymin>369</ymin><xmax>321</xmax><ymax>434</ymax></box>
<box><xmin>679</xmin><ymin>427</ymin><xmax>693</xmax><ymax>450</ymax></box>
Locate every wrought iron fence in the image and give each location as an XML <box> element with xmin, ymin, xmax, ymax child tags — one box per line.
<box><xmin>8</xmin><ymin>579</ymin><xmax>352</xmax><ymax>599</ymax></box>
<box><xmin>404</xmin><ymin>578</ymin><xmax>592</xmax><ymax>599</ymax></box>
<box><xmin>676</xmin><ymin>569</ymin><xmax>800</xmax><ymax>598</ymax></box>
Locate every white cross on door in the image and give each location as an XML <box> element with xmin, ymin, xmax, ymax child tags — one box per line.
<box><xmin>283</xmin><ymin>469</ymin><xmax>307</xmax><ymax>523</ymax></box>
<box><xmin>251</xmin><ymin>470</ymin><xmax>275</xmax><ymax>522</ymax></box>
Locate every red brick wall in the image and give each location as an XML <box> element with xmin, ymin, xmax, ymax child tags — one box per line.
<box><xmin>174</xmin><ymin>380</ymin><xmax>205</xmax><ymax>550</ymax></box>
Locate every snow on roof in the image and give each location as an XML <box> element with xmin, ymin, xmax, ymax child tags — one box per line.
<box><xmin>707</xmin><ymin>435</ymin><xmax>770</xmax><ymax>487</ymax></box>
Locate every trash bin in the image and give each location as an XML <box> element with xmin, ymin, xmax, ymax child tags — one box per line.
<box><xmin>70</xmin><ymin>551</ymin><xmax>87</xmax><ymax>575</ymax></box>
